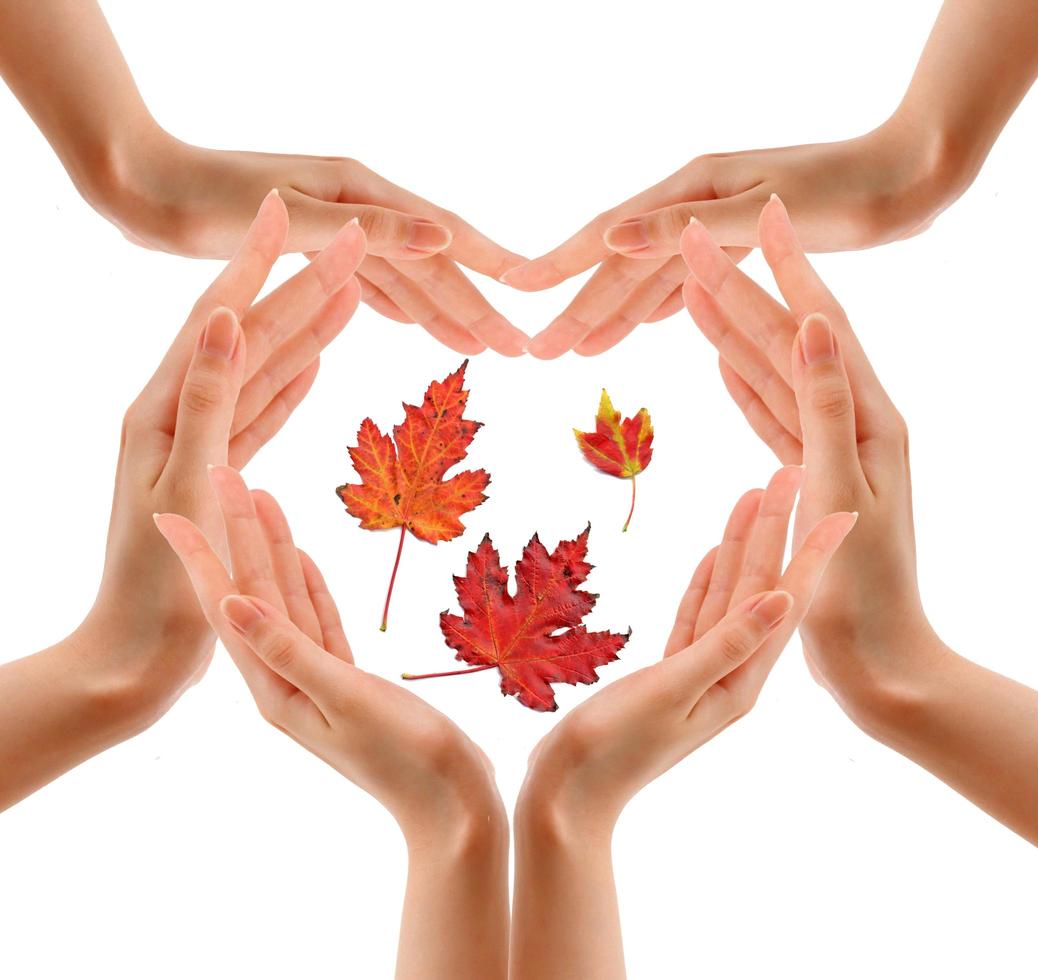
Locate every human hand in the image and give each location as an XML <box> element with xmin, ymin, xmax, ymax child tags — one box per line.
<box><xmin>506</xmin><ymin>121</ymin><xmax>956</xmax><ymax>358</ymax></box>
<box><xmin>79</xmin><ymin>191</ymin><xmax>364</xmax><ymax>729</ymax></box>
<box><xmin>516</xmin><ymin>466</ymin><xmax>856</xmax><ymax>838</ymax></box>
<box><xmin>155</xmin><ymin>466</ymin><xmax>502</xmax><ymax>845</ymax></box>
<box><xmin>100</xmin><ymin>137</ymin><xmax>528</xmax><ymax>356</ymax></box>
<box><xmin>681</xmin><ymin>195</ymin><xmax>943</xmax><ymax>727</ymax></box>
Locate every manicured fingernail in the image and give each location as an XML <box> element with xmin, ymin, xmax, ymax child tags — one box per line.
<box><xmin>799</xmin><ymin>314</ymin><xmax>835</xmax><ymax>364</ymax></box>
<box><xmin>750</xmin><ymin>590</ymin><xmax>795</xmax><ymax>628</ymax></box>
<box><xmin>499</xmin><ymin>264</ymin><xmax>525</xmax><ymax>284</ymax></box>
<box><xmin>604</xmin><ymin>219</ymin><xmax>649</xmax><ymax>253</ymax></box>
<box><xmin>407</xmin><ymin>220</ymin><xmax>452</xmax><ymax>253</ymax></box>
<box><xmin>201</xmin><ymin>307</ymin><xmax>240</xmax><ymax>360</ymax></box>
<box><xmin>220</xmin><ymin>595</ymin><xmax>265</xmax><ymax>635</ymax></box>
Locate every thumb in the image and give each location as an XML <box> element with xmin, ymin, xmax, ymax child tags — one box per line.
<box><xmin>675</xmin><ymin>590</ymin><xmax>795</xmax><ymax>695</ymax></box>
<box><xmin>280</xmin><ymin>188</ymin><xmax>450</xmax><ymax>259</ymax></box>
<box><xmin>608</xmin><ymin>197</ymin><xmax>762</xmax><ymax>257</ymax></box>
<box><xmin>791</xmin><ymin>313</ymin><xmax>863</xmax><ymax>475</ymax></box>
<box><xmin>167</xmin><ymin>307</ymin><xmax>245</xmax><ymax>472</ymax></box>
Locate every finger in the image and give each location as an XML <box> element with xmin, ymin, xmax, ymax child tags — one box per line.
<box><xmin>681</xmin><ymin>217</ymin><xmax>800</xmax><ymax>385</ymax></box>
<box><xmin>527</xmin><ymin>254</ymin><xmax>669</xmax><ymax>358</ymax></box>
<box><xmin>136</xmin><ymin>191</ymin><xmax>285</xmax><ymax>427</ymax></box>
<box><xmin>791</xmin><ymin>314</ymin><xmax>868</xmax><ymax>483</ymax></box>
<box><xmin>499</xmin><ymin>219</ymin><xmax>608</xmax><ymax>291</ymax></box>
<box><xmin>730</xmin><ymin>465</ymin><xmax>803</xmax><ymax>606</ymax></box>
<box><xmin>605</xmin><ymin>194</ymin><xmax>763</xmax><ymax>257</ymax></box>
<box><xmin>358</xmin><ymin>274</ymin><xmax>414</xmax><ymax>323</ymax></box>
<box><xmin>671</xmin><ymin>590</ymin><xmax>796</xmax><ymax>698</ymax></box>
<box><xmin>574</xmin><ymin>255</ymin><xmax>689</xmax><ymax>356</ymax></box>
<box><xmin>729</xmin><ymin>511</ymin><xmax>858</xmax><ymax>691</ymax></box>
<box><xmin>166</xmin><ymin>308</ymin><xmax>245</xmax><ymax>473</ymax></box>
<box><xmin>388</xmin><ymin>255</ymin><xmax>528</xmax><ymax>356</ymax></box>
<box><xmin>298</xmin><ymin>549</ymin><xmax>354</xmax><ymax>664</ymax></box>
<box><xmin>693</xmin><ymin>489</ymin><xmax>763</xmax><ymax>640</ymax></box>
<box><xmin>241</xmin><ymin>219</ymin><xmax>365</xmax><ymax>378</ymax></box>
<box><xmin>759</xmin><ymin>195</ymin><xmax>896</xmax><ymax>427</ymax></box>
<box><xmin>717</xmin><ymin>358</ymin><xmax>804</xmax><ymax>465</ymax></box>
<box><xmin>251</xmin><ymin>490</ymin><xmax>324</xmax><ymax>645</ymax></box>
<box><xmin>232</xmin><ymin>279</ymin><xmax>359</xmax><ymax>437</ymax></box>
<box><xmin>152</xmin><ymin>512</ymin><xmax>294</xmax><ymax>705</ymax></box>
<box><xmin>228</xmin><ymin>360</ymin><xmax>320</xmax><ymax>469</ymax></box>
<box><xmin>645</xmin><ymin>286</ymin><xmax>685</xmax><ymax>323</ymax></box>
<box><xmin>644</xmin><ymin>243</ymin><xmax>753</xmax><ymax>326</ymax></box>
<box><xmin>441</xmin><ymin>217</ymin><xmax>529</xmax><ymax>282</ymax></box>
<box><xmin>219</xmin><ymin>594</ymin><xmax>352</xmax><ymax>714</ymax></box>
<box><xmin>663</xmin><ymin>547</ymin><xmax>719</xmax><ymax>658</ymax></box>
<box><xmin>360</xmin><ymin>256</ymin><xmax>487</xmax><ymax>355</ymax></box>
<box><xmin>280</xmin><ymin>188</ymin><xmax>452</xmax><ymax>259</ymax></box>
<box><xmin>207</xmin><ymin>465</ymin><xmax>286</xmax><ymax>611</ymax></box>
<box><xmin>683</xmin><ymin>277</ymin><xmax>802</xmax><ymax>440</ymax></box>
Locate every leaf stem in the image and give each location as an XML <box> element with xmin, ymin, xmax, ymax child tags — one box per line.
<box><xmin>381</xmin><ymin>525</ymin><xmax>406</xmax><ymax>632</ymax></box>
<box><xmin>401</xmin><ymin>663</ymin><xmax>497</xmax><ymax>681</ymax></box>
<box><xmin>622</xmin><ymin>472</ymin><xmax>637</xmax><ymax>533</ymax></box>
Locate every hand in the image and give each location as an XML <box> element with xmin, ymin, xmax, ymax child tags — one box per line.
<box><xmin>81</xmin><ymin>190</ymin><xmax>365</xmax><ymax>728</ymax></box>
<box><xmin>156</xmin><ymin>469</ymin><xmax>510</xmax><ymax>979</ymax></box>
<box><xmin>100</xmin><ymin>135</ymin><xmax>529</xmax><ymax>356</ymax></box>
<box><xmin>680</xmin><ymin>195</ymin><xmax>942</xmax><ymax>727</ymax></box>
<box><xmin>517</xmin><ymin>466</ymin><xmax>856</xmax><ymax>837</ymax></box>
<box><xmin>506</xmin><ymin>119</ymin><xmax>957</xmax><ymax>358</ymax></box>
<box><xmin>155</xmin><ymin>466</ymin><xmax>502</xmax><ymax>844</ymax></box>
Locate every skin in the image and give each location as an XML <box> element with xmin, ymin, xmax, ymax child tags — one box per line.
<box><xmin>156</xmin><ymin>470</ymin><xmax>509</xmax><ymax>980</ymax></box>
<box><xmin>682</xmin><ymin>195</ymin><xmax>1038</xmax><ymax>846</ymax></box>
<box><xmin>0</xmin><ymin>192</ymin><xmax>365</xmax><ymax>810</ymax></box>
<box><xmin>504</xmin><ymin>0</ymin><xmax>1038</xmax><ymax>357</ymax></box>
<box><xmin>0</xmin><ymin>0</ymin><xmax>528</xmax><ymax>356</ymax></box>
<box><xmin>511</xmin><ymin>469</ymin><xmax>857</xmax><ymax>979</ymax></box>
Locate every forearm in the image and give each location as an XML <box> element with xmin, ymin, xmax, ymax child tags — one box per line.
<box><xmin>510</xmin><ymin>802</ymin><xmax>625</xmax><ymax>980</ymax></box>
<box><xmin>890</xmin><ymin>0</ymin><xmax>1038</xmax><ymax>193</ymax></box>
<box><xmin>396</xmin><ymin>805</ymin><xmax>510</xmax><ymax>980</ymax></box>
<box><xmin>0</xmin><ymin>0</ymin><xmax>162</xmax><ymax>204</ymax></box>
<box><xmin>0</xmin><ymin>623</ymin><xmax>146</xmax><ymax>811</ymax></box>
<box><xmin>854</xmin><ymin>636</ymin><xmax>1038</xmax><ymax>846</ymax></box>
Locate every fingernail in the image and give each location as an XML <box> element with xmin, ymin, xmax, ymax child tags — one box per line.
<box><xmin>220</xmin><ymin>595</ymin><xmax>265</xmax><ymax>635</ymax></box>
<box><xmin>750</xmin><ymin>591</ymin><xmax>795</xmax><ymax>628</ymax></box>
<box><xmin>604</xmin><ymin>219</ymin><xmax>649</xmax><ymax>253</ymax></box>
<box><xmin>201</xmin><ymin>307</ymin><xmax>240</xmax><ymax>360</ymax></box>
<box><xmin>406</xmin><ymin>220</ymin><xmax>452</xmax><ymax>253</ymax></box>
<box><xmin>799</xmin><ymin>314</ymin><xmax>835</xmax><ymax>364</ymax></box>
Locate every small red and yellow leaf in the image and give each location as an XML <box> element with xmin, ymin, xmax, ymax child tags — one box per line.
<box><xmin>574</xmin><ymin>389</ymin><xmax>653</xmax><ymax>531</ymax></box>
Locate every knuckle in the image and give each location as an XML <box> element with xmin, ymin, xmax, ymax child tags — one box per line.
<box><xmin>807</xmin><ymin>377</ymin><xmax>854</xmax><ymax>420</ymax></box>
<box><xmin>179</xmin><ymin>373</ymin><xmax>229</xmax><ymax>416</ymax></box>
<box><xmin>718</xmin><ymin>626</ymin><xmax>754</xmax><ymax>665</ymax></box>
<box><xmin>262</xmin><ymin>632</ymin><xmax>297</xmax><ymax>673</ymax></box>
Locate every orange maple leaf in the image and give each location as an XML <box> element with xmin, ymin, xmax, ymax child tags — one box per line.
<box><xmin>336</xmin><ymin>361</ymin><xmax>489</xmax><ymax>630</ymax></box>
<box><xmin>574</xmin><ymin>389</ymin><xmax>653</xmax><ymax>532</ymax></box>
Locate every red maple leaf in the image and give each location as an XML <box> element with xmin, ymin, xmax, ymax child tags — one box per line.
<box><xmin>402</xmin><ymin>526</ymin><xmax>629</xmax><ymax>711</ymax></box>
<box><xmin>574</xmin><ymin>389</ymin><xmax>653</xmax><ymax>532</ymax></box>
<box><xmin>336</xmin><ymin>361</ymin><xmax>489</xmax><ymax>630</ymax></box>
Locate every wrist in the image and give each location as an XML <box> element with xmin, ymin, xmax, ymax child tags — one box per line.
<box><xmin>404</xmin><ymin>788</ymin><xmax>509</xmax><ymax>860</ymax></box>
<box><xmin>515</xmin><ymin>779</ymin><xmax>616</xmax><ymax>854</ymax></box>
<box><xmin>874</xmin><ymin>110</ymin><xmax>975</xmax><ymax>210</ymax></box>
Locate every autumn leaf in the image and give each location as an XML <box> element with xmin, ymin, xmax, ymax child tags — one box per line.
<box><xmin>574</xmin><ymin>389</ymin><xmax>653</xmax><ymax>532</ymax></box>
<box><xmin>336</xmin><ymin>361</ymin><xmax>489</xmax><ymax>631</ymax></box>
<box><xmin>402</xmin><ymin>526</ymin><xmax>629</xmax><ymax>712</ymax></box>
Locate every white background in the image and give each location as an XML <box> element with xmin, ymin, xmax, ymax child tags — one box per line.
<box><xmin>1</xmin><ymin>1</ymin><xmax>1036</xmax><ymax>977</ymax></box>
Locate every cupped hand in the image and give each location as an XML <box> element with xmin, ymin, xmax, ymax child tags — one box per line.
<box><xmin>155</xmin><ymin>467</ymin><xmax>502</xmax><ymax>845</ymax></box>
<box><xmin>100</xmin><ymin>137</ymin><xmax>529</xmax><ymax>356</ymax></box>
<box><xmin>681</xmin><ymin>195</ymin><xmax>942</xmax><ymax>725</ymax></box>
<box><xmin>506</xmin><ymin>122</ymin><xmax>953</xmax><ymax>358</ymax></box>
<box><xmin>518</xmin><ymin>466</ymin><xmax>856</xmax><ymax>837</ymax></box>
<box><xmin>81</xmin><ymin>191</ymin><xmax>364</xmax><ymax>725</ymax></box>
